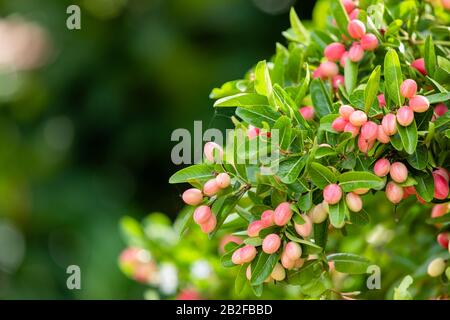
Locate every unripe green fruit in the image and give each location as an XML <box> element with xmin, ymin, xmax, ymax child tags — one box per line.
<box><xmin>446</xmin><ymin>267</ymin><xmax>450</xmax><ymax>281</ymax></box>
<box><xmin>271</xmin><ymin>263</ymin><xmax>286</xmax><ymax>281</ymax></box>
<box><xmin>427</xmin><ymin>258</ymin><xmax>446</xmax><ymax>277</ymax></box>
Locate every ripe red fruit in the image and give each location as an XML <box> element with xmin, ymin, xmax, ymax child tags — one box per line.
<box><xmin>332</xmin><ymin>74</ymin><xmax>345</xmax><ymax>89</ymax></box>
<box><xmin>386</xmin><ymin>182</ymin><xmax>404</xmax><ymax>204</ymax></box>
<box><xmin>312</xmin><ymin>66</ymin><xmax>325</xmax><ymax>79</ymax></box>
<box><xmin>374</xmin><ymin>158</ymin><xmax>390</xmax><ymax>177</ymax></box>
<box><xmin>360</xmin><ymin>33</ymin><xmax>378</xmax><ymax>51</ymax></box>
<box><xmin>411</xmin><ymin>58</ymin><xmax>427</xmax><ymax>75</ymax></box>
<box><xmin>261</xmin><ymin>210</ymin><xmax>275</xmax><ymax>227</ymax></box>
<box><xmin>434</xmin><ymin>168</ymin><xmax>449</xmax><ymax>182</ymax></box>
<box><xmin>193</xmin><ymin>205</ymin><xmax>212</xmax><ymax>224</ymax></box>
<box><xmin>339</xmin><ymin>105</ymin><xmax>355</xmax><ymax>120</ymax></box>
<box><xmin>341</xmin><ymin>0</ymin><xmax>355</xmax><ymax>13</ymax></box>
<box><xmin>377</xmin><ymin>125</ymin><xmax>390</xmax><ymax>143</ymax></box>
<box><xmin>320</xmin><ymin>61</ymin><xmax>339</xmax><ymax>78</ymax></box>
<box><xmin>247</xmin><ymin>220</ymin><xmax>266</xmax><ymax>237</ymax></box>
<box><xmin>324</xmin><ymin>42</ymin><xmax>346</xmax><ymax>62</ymax></box>
<box><xmin>437</xmin><ymin>233</ymin><xmax>449</xmax><ymax>249</ymax></box>
<box><xmin>285</xmin><ymin>242</ymin><xmax>302</xmax><ymax>260</ymax></box>
<box><xmin>262</xmin><ymin>233</ymin><xmax>281</xmax><ymax>254</ymax></box>
<box><xmin>348</xmin><ymin>43</ymin><xmax>364</xmax><ymax>62</ymax></box>
<box><xmin>345</xmin><ymin>192</ymin><xmax>363</xmax><ymax>212</ymax></box>
<box><xmin>349</xmin><ymin>110</ymin><xmax>367</xmax><ymax>127</ymax></box>
<box><xmin>299</xmin><ymin>106</ymin><xmax>315</xmax><ymax>121</ymax></box>
<box><xmin>274</xmin><ymin>202</ymin><xmax>293</xmax><ymax>226</ymax></box>
<box><xmin>348</xmin><ymin>8</ymin><xmax>360</xmax><ymax>20</ymax></box>
<box><xmin>294</xmin><ymin>214</ymin><xmax>313</xmax><ymax>238</ymax></box>
<box><xmin>434</xmin><ymin>103</ymin><xmax>448</xmax><ymax>117</ymax></box>
<box><xmin>340</xmin><ymin>51</ymin><xmax>349</xmax><ymax>67</ymax></box>
<box><xmin>332</xmin><ymin>117</ymin><xmax>348</xmax><ymax>132</ymax></box>
<box><xmin>347</xmin><ymin>20</ymin><xmax>366</xmax><ymax>39</ymax></box>
<box><xmin>377</xmin><ymin>94</ymin><xmax>386</xmax><ymax>107</ymax></box>
<box><xmin>390</xmin><ymin>162</ymin><xmax>408</xmax><ymax>183</ymax></box>
<box><xmin>323</xmin><ymin>184</ymin><xmax>343</xmax><ymax>205</ymax></box>
<box><xmin>200</xmin><ymin>214</ymin><xmax>217</xmax><ymax>233</ymax></box>
<box><xmin>381</xmin><ymin>113</ymin><xmax>397</xmax><ymax>135</ymax></box>
<box><xmin>431</xmin><ymin>203</ymin><xmax>449</xmax><ymax>218</ymax></box>
<box><xmin>396</xmin><ymin>106</ymin><xmax>414</xmax><ymax>126</ymax></box>
<box><xmin>400</xmin><ymin>79</ymin><xmax>417</xmax><ymax>99</ymax></box>
<box><xmin>203</xmin><ymin>178</ymin><xmax>220</xmax><ymax>196</ymax></box>
<box><xmin>433</xmin><ymin>171</ymin><xmax>449</xmax><ymax>200</ymax></box>
<box><xmin>409</xmin><ymin>95</ymin><xmax>430</xmax><ymax>113</ymax></box>
<box><xmin>247</xmin><ymin>125</ymin><xmax>260</xmax><ymax>140</ymax></box>
<box><xmin>344</xmin><ymin>122</ymin><xmax>360</xmax><ymax>137</ymax></box>
<box><xmin>182</xmin><ymin>188</ymin><xmax>203</xmax><ymax>206</ymax></box>
<box><xmin>204</xmin><ymin>141</ymin><xmax>223</xmax><ymax>162</ymax></box>
<box><xmin>361</xmin><ymin>121</ymin><xmax>378</xmax><ymax>140</ymax></box>
<box><xmin>216</xmin><ymin>173</ymin><xmax>231</xmax><ymax>188</ymax></box>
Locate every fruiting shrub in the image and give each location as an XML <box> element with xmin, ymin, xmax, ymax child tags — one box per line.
<box><xmin>169</xmin><ymin>0</ymin><xmax>449</xmax><ymax>298</ymax></box>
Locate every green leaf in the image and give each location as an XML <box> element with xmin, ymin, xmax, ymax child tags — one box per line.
<box><xmin>309</xmin><ymin>162</ymin><xmax>337</xmax><ymax>189</ymax></box>
<box><xmin>349</xmin><ymin>209</ymin><xmax>370</xmax><ymax>226</ymax></box>
<box><xmin>120</xmin><ymin>216</ymin><xmax>145</xmax><ymax>247</ymax></box>
<box><xmin>273</xmin><ymin>84</ymin><xmax>310</xmax><ymax>128</ymax></box>
<box><xmin>235</xmin><ymin>105</ymin><xmax>279</xmax><ymax>127</ymax></box>
<box><xmin>298</xmin><ymin>192</ymin><xmax>313</xmax><ymax>211</ymax></box>
<box><xmin>364</xmin><ymin>66</ymin><xmax>381</xmax><ymax>113</ymax></box>
<box><xmin>384</xmin><ymin>49</ymin><xmax>404</xmax><ymax>106</ymax></box>
<box><xmin>397</xmin><ymin>119</ymin><xmax>418</xmax><ymax>155</ymax></box>
<box><xmin>284</xmin><ymin>231</ymin><xmax>323</xmax><ymax>254</ymax></box>
<box><xmin>273</xmin><ymin>116</ymin><xmax>292</xmax><ymax>151</ymax></box>
<box><xmin>415</xmin><ymin>173</ymin><xmax>435</xmax><ymax>202</ymax></box>
<box><xmin>221</xmin><ymin>242</ymin><xmax>243</xmax><ymax>268</ymax></box>
<box><xmin>311</xmin><ymin>78</ymin><xmax>333</xmax><ymax>117</ymax></box>
<box><xmin>254</xmin><ymin>60</ymin><xmax>275</xmax><ymax>107</ymax></box>
<box><xmin>338</xmin><ymin>171</ymin><xmax>384</xmax><ymax>192</ymax></box>
<box><xmin>393</xmin><ymin>275</ymin><xmax>413</xmax><ymax>300</ymax></box>
<box><xmin>345</xmin><ymin>60</ymin><xmax>358</xmax><ymax>94</ymax></box>
<box><xmin>288</xmin><ymin>260</ymin><xmax>324</xmax><ymax>286</ymax></box>
<box><xmin>426</xmin><ymin>92</ymin><xmax>450</xmax><ymax>104</ymax></box>
<box><xmin>330</xmin><ymin>0</ymin><xmax>350</xmax><ymax>37</ymax></box>
<box><xmin>407</xmin><ymin>145</ymin><xmax>428</xmax><ymax>170</ymax></box>
<box><xmin>210</xmin><ymin>195</ymin><xmax>241</xmax><ymax>237</ymax></box>
<box><xmin>434</xmin><ymin>111</ymin><xmax>450</xmax><ymax>129</ymax></box>
<box><xmin>313</xmin><ymin>220</ymin><xmax>328</xmax><ymax>249</ymax></box>
<box><xmin>328</xmin><ymin>199</ymin><xmax>348</xmax><ymax>229</ymax></box>
<box><xmin>277</xmin><ymin>156</ymin><xmax>306</xmax><ymax>184</ymax></box>
<box><xmin>235</xmin><ymin>264</ymin><xmax>247</xmax><ymax>295</ymax></box>
<box><xmin>294</xmin><ymin>63</ymin><xmax>310</xmax><ymax>105</ymax></box>
<box><xmin>209</xmin><ymin>80</ymin><xmax>250</xmax><ymax>99</ymax></box>
<box><xmin>289</xmin><ymin>8</ymin><xmax>310</xmax><ymax>42</ymax></box>
<box><xmin>327</xmin><ymin>253</ymin><xmax>370</xmax><ymax>274</ymax></box>
<box><xmin>250</xmin><ymin>252</ymin><xmax>280</xmax><ymax>285</ymax></box>
<box><xmin>214</xmin><ymin>93</ymin><xmax>269</xmax><ymax>107</ymax></box>
<box><xmin>424</xmin><ymin>35</ymin><xmax>436</xmax><ymax>77</ymax></box>
<box><xmin>319</xmin><ymin>113</ymin><xmax>340</xmax><ymax>133</ymax></box>
<box><xmin>173</xmin><ymin>206</ymin><xmax>195</xmax><ymax>237</ymax></box>
<box><xmin>169</xmin><ymin>164</ymin><xmax>214</xmax><ymax>184</ymax></box>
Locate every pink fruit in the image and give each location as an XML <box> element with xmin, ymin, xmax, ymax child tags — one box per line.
<box><xmin>216</xmin><ymin>173</ymin><xmax>231</xmax><ymax>189</ymax></box>
<box><xmin>396</xmin><ymin>106</ymin><xmax>414</xmax><ymax>126</ymax></box>
<box><xmin>240</xmin><ymin>245</ymin><xmax>257</xmax><ymax>263</ymax></box>
<box><xmin>320</xmin><ymin>61</ymin><xmax>339</xmax><ymax>78</ymax></box>
<box><xmin>294</xmin><ymin>258</ymin><xmax>305</xmax><ymax>269</ymax></box>
<box><xmin>374</xmin><ymin>158</ymin><xmax>391</xmax><ymax>177</ymax></box>
<box><xmin>360</xmin><ymin>33</ymin><xmax>378</xmax><ymax>51</ymax></box>
<box><xmin>357</xmin><ymin>135</ymin><xmax>375</xmax><ymax>153</ymax></box>
<box><xmin>323</xmin><ymin>184</ymin><xmax>343</xmax><ymax>205</ymax></box>
<box><xmin>204</xmin><ymin>141</ymin><xmax>223</xmax><ymax>162</ymax></box>
<box><xmin>347</xmin><ymin>20</ymin><xmax>366</xmax><ymax>39</ymax></box>
<box><xmin>340</xmin><ymin>51</ymin><xmax>349</xmax><ymax>67</ymax></box>
<box><xmin>349</xmin><ymin>8</ymin><xmax>360</xmax><ymax>20</ymax></box>
<box><xmin>411</xmin><ymin>58</ymin><xmax>427</xmax><ymax>75</ymax></box>
<box><xmin>247</xmin><ymin>125</ymin><xmax>260</xmax><ymax>140</ymax></box>
<box><xmin>349</xmin><ymin>110</ymin><xmax>368</xmax><ymax>127</ymax></box>
<box><xmin>182</xmin><ymin>188</ymin><xmax>203</xmax><ymax>206</ymax></box>
<box><xmin>381</xmin><ymin>113</ymin><xmax>397</xmax><ymax>135</ymax></box>
<box><xmin>386</xmin><ymin>181</ymin><xmax>404</xmax><ymax>204</ymax></box>
<box><xmin>274</xmin><ymin>202</ymin><xmax>293</xmax><ymax>226</ymax></box>
<box><xmin>433</xmin><ymin>171</ymin><xmax>449</xmax><ymax>200</ymax></box>
<box><xmin>339</xmin><ymin>105</ymin><xmax>355</xmax><ymax>120</ymax></box>
<box><xmin>377</xmin><ymin>125</ymin><xmax>390</xmax><ymax>143</ymax></box>
<box><xmin>345</xmin><ymin>192</ymin><xmax>363</xmax><ymax>212</ymax></box>
<box><xmin>332</xmin><ymin>74</ymin><xmax>345</xmax><ymax>89</ymax></box>
<box><xmin>341</xmin><ymin>0</ymin><xmax>355</xmax><ymax>13</ymax></box>
<box><xmin>390</xmin><ymin>162</ymin><xmax>408</xmax><ymax>183</ymax></box>
<box><xmin>231</xmin><ymin>248</ymin><xmax>243</xmax><ymax>265</ymax></box>
<box><xmin>299</xmin><ymin>106</ymin><xmax>315</xmax><ymax>121</ymax></box>
<box><xmin>262</xmin><ymin>234</ymin><xmax>281</xmax><ymax>254</ymax></box>
<box><xmin>348</xmin><ymin>43</ymin><xmax>364</xmax><ymax>62</ymax></box>
<box><xmin>219</xmin><ymin>235</ymin><xmax>243</xmax><ymax>253</ymax></box>
<box><xmin>285</xmin><ymin>242</ymin><xmax>302</xmax><ymax>260</ymax></box>
<box><xmin>442</xmin><ymin>0</ymin><xmax>450</xmax><ymax>10</ymax></box>
<box><xmin>400</xmin><ymin>79</ymin><xmax>417</xmax><ymax>99</ymax></box>
<box><xmin>378</xmin><ymin>94</ymin><xmax>386</xmax><ymax>107</ymax></box>
<box><xmin>294</xmin><ymin>214</ymin><xmax>313</xmax><ymax>238</ymax></box>
<box><xmin>403</xmin><ymin>186</ymin><xmax>416</xmax><ymax>198</ymax></box>
<box><xmin>409</xmin><ymin>95</ymin><xmax>430</xmax><ymax>113</ymax></box>
<box><xmin>203</xmin><ymin>178</ymin><xmax>220</xmax><ymax>196</ymax></box>
<box><xmin>200</xmin><ymin>214</ymin><xmax>217</xmax><ymax>233</ymax></box>
<box><xmin>309</xmin><ymin>203</ymin><xmax>329</xmax><ymax>223</ymax></box>
<box><xmin>435</xmin><ymin>103</ymin><xmax>448</xmax><ymax>117</ymax></box>
<box><xmin>434</xmin><ymin>168</ymin><xmax>449</xmax><ymax>182</ymax></box>
<box><xmin>353</xmin><ymin>188</ymin><xmax>369</xmax><ymax>195</ymax></box>
<box><xmin>193</xmin><ymin>205</ymin><xmax>212</xmax><ymax>224</ymax></box>
<box><xmin>332</xmin><ymin>117</ymin><xmax>348</xmax><ymax>132</ymax></box>
<box><xmin>281</xmin><ymin>251</ymin><xmax>295</xmax><ymax>269</ymax></box>
<box><xmin>261</xmin><ymin>210</ymin><xmax>275</xmax><ymax>227</ymax></box>
<box><xmin>431</xmin><ymin>203</ymin><xmax>449</xmax><ymax>218</ymax></box>
<box><xmin>247</xmin><ymin>220</ymin><xmax>266</xmax><ymax>237</ymax></box>
<box><xmin>361</xmin><ymin>121</ymin><xmax>378</xmax><ymax>140</ymax></box>
<box><xmin>344</xmin><ymin>122</ymin><xmax>360</xmax><ymax>137</ymax></box>
<box><xmin>324</xmin><ymin>42</ymin><xmax>346</xmax><ymax>62</ymax></box>
<box><xmin>312</xmin><ymin>67</ymin><xmax>325</xmax><ymax>79</ymax></box>
<box><xmin>437</xmin><ymin>233</ymin><xmax>449</xmax><ymax>249</ymax></box>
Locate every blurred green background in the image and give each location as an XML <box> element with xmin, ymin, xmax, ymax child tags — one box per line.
<box><xmin>0</xmin><ymin>0</ymin><xmax>318</xmax><ymax>299</ymax></box>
